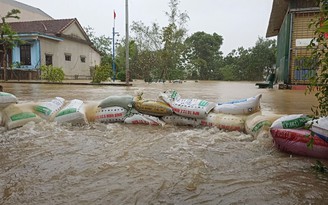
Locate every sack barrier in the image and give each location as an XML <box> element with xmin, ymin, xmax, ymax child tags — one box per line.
<box><xmin>1</xmin><ymin>89</ymin><xmax>328</xmax><ymax>159</ymax></box>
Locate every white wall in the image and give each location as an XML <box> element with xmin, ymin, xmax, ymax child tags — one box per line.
<box><xmin>0</xmin><ymin>1</ymin><xmax>52</xmax><ymax>22</ymax></box>
<box><xmin>40</xmin><ymin>37</ymin><xmax>101</xmax><ymax>78</ymax></box>
<box><xmin>62</xmin><ymin>23</ymin><xmax>87</xmax><ymax>40</ymax></box>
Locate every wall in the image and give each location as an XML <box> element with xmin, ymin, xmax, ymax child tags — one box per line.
<box><xmin>276</xmin><ymin>13</ymin><xmax>291</xmax><ymax>84</ymax></box>
<box><xmin>40</xmin><ymin>37</ymin><xmax>101</xmax><ymax>78</ymax></box>
<box><xmin>62</xmin><ymin>23</ymin><xmax>87</xmax><ymax>40</ymax></box>
<box><xmin>12</xmin><ymin>39</ymin><xmax>40</xmax><ymax>69</ymax></box>
<box><xmin>0</xmin><ymin>1</ymin><xmax>52</xmax><ymax>22</ymax></box>
<box><xmin>275</xmin><ymin>0</ymin><xmax>319</xmax><ymax>85</ymax></box>
<box><xmin>290</xmin><ymin>12</ymin><xmax>317</xmax><ymax>84</ymax></box>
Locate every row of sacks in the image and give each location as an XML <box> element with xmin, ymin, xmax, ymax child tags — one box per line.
<box><xmin>0</xmin><ymin>90</ymin><xmax>271</xmax><ymax>134</ymax></box>
<box><xmin>2</xmin><ymin>89</ymin><xmax>328</xmax><ymax>160</ymax></box>
<box><xmin>3</xmin><ymin>89</ymin><xmax>328</xmax><ymax>156</ymax></box>
<box><xmin>93</xmin><ymin>90</ymin><xmax>269</xmax><ymax>133</ymax></box>
<box><xmin>97</xmin><ymin>89</ymin><xmax>263</xmax><ymax>118</ymax></box>
<box><xmin>269</xmin><ymin>114</ymin><xmax>328</xmax><ymax>159</ymax></box>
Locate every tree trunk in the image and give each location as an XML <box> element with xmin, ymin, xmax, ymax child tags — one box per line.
<box><xmin>2</xmin><ymin>45</ymin><xmax>7</xmax><ymax>81</ymax></box>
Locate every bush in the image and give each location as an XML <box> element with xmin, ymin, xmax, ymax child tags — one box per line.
<box><xmin>40</xmin><ymin>65</ymin><xmax>65</xmax><ymax>82</ymax></box>
<box><xmin>92</xmin><ymin>65</ymin><xmax>111</xmax><ymax>83</ymax></box>
<box><xmin>307</xmin><ymin>1</ymin><xmax>328</xmax><ymax>117</ymax></box>
<box><xmin>117</xmin><ymin>71</ymin><xmax>126</xmax><ymax>81</ymax></box>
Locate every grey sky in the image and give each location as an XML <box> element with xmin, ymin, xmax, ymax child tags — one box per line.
<box><xmin>17</xmin><ymin>0</ymin><xmax>274</xmax><ymax>55</ymax></box>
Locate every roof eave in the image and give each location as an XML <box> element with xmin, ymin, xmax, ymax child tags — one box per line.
<box><xmin>14</xmin><ymin>33</ymin><xmax>64</xmax><ymax>41</ymax></box>
<box><xmin>266</xmin><ymin>0</ymin><xmax>290</xmax><ymax>37</ymax></box>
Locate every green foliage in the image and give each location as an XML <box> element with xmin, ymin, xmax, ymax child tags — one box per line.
<box><xmin>118</xmin><ymin>1</ymin><xmax>275</xmax><ymax>82</ymax></box>
<box><xmin>130</xmin><ymin>0</ymin><xmax>189</xmax><ymax>81</ymax></box>
<box><xmin>84</xmin><ymin>26</ymin><xmax>112</xmax><ymax>55</ymax></box>
<box><xmin>250</xmin><ymin>37</ymin><xmax>277</xmax><ymax>80</ymax></box>
<box><xmin>92</xmin><ymin>65</ymin><xmax>111</xmax><ymax>83</ymax></box>
<box><xmin>161</xmin><ymin>0</ymin><xmax>189</xmax><ymax>80</ymax></box>
<box><xmin>311</xmin><ymin>160</ymin><xmax>328</xmax><ymax>174</ymax></box>
<box><xmin>220</xmin><ymin>65</ymin><xmax>237</xmax><ymax>81</ymax></box>
<box><xmin>115</xmin><ymin>40</ymin><xmax>137</xmax><ymax>79</ymax></box>
<box><xmin>1</xmin><ymin>9</ymin><xmax>21</xmax><ymax>81</ymax></box>
<box><xmin>307</xmin><ymin>0</ymin><xmax>328</xmax><ymax>118</ymax></box>
<box><xmin>184</xmin><ymin>32</ymin><xmax>224</xmax><ymax>80</ymax></box>
<box><xmin>40</xmin><ymin>65</ymin><xmax>64</xmax><ymax>82</ymax></box>
<box><xmin>221</xmin><ymin>38</ymin><xmax>277</xmax><ymax>81</ymax></box>
<box><xmin>117</xmin><ymin>71</ymin><xmax>126</xmax><ymax>81</ymax></box>
<box><xmin>0</xmin><ymin>9</ymin><xmax>21</xmax><ymax>48</ymax></box>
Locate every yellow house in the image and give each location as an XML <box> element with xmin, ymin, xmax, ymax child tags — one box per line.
<box><xmin>0</xmin><ymin>0</ymin><xmax>101</xmax><ymax>80</ymax></box>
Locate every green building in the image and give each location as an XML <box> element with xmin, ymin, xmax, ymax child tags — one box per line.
<box><xmin>266</xmin><ymin>0</ymin><xmax>319</xmax><ymax>86</ymax></box>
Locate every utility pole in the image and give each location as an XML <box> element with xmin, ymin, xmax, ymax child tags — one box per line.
<box><xmin>112</xmin><ymin>10</ymin><xmax>116</xmax><ymax>81</ymax></box>
<box><xmin>125</xmin><ymin>0</ymin><xmax>130</xmax><ymax>85</ymax></box>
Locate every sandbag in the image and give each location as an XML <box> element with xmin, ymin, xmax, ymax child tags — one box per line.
<box><xmin>213</xmin><ymin>94</ymin><xmax>262</xmax><ymax>115</ymax></box>
<box><xmin>124</xmin><ymin>113</ymin><xmax>165</xmax><ymax>126</ymax></box>
<box><xmin>198</xmin><ymin>113</ymin><xmax>246</xmax><ymax>132</ymax></box>
<box><xmin>161</xmin><ymin>114</ymin><xmax>200</xmax><ymax>127</ymax></box>
<box><xmin>2</xmin><ymin>103</ymin><xmax>41</xmax><ymax>130</ymax></box>
<box><xmin>159</xmin><ymin>90</ymin><xmax>215</xmax><ymax>119</ymax></box>
<box><xmin>270</xmin><ymin>128</ymin><xmax>328</xmax><ymax>159</ymax></box>
<box><xmin>270</xmin><ymin>114</ymin><xmax>310</xmax><ymax>129</ymax></box>
<box><xmin>0</xmin><ymin>111</ymin><xmax>4</xmax><ymax>127</ymax></box>
<box><xmin>95</xmin><ymin>106</ymin><xmax>127</xmax><ymax>123</ymax></box>
<box><xmin>0</xmin><ymin>92</ymin><xmax>18</xmax><ymax>110</ymax></box>
<box><xmin>98</xmin><ymin>95</ymin><xmax>133</xmax><ymax>110</ymax></box>
<box><xmin>133</xmin><ymin>99</ymin><xmax>173</xmax><ymax>117</ymax></box>
<box><xmin>54</xmin><ymin>99</ymin><xmax>87</xmax><ymax>125</ymax></box>
<box><xmin>245</xmin><ymin>112</ymin><xmax>284</xmax><ymax>138</ymax></box>
<box><xmin>33</xmin><ymin>97</ymin><xmax>65</xmax><ymax>121</ymax></box>
<box><xmin>310</xmin><ymin>117</ymin><xmax>328</xmax><ymax>143</ymax></box>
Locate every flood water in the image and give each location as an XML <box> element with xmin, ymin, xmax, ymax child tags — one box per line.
<box><xmin>0</xmin><ymin>80</ymin><xmax>327</xmax><ymax>205</ymax></box>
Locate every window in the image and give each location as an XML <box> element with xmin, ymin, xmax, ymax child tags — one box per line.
<box><xmin>294</xmin><ymin>56</ymin><xmax>317</xmax><ymax>80</ymax></box>
<box><xmin>65</xmin><ymin>53</ymin><xmax>71</xmax><ymax>61</ymax></box>
<box><xmin>80</xmin><ymin>55</ymin><xmax>86</xmax><ymax>63</ymax></box>
<box><xmin>20</xmin><ymin>44</ymin><xmax>31</xmax><ymax>65</ymax></box>
<box><xmin>45</xmin><ymin>54</ymin><xmax>53</xmax><ymax>66</ymax></box>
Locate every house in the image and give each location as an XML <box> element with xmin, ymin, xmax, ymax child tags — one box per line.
<box><xmin>0</xmin><ymin>0</ymin><xmax>101</xmax><ymax>80</ymax></box>
<box><xmin>266</xmin><ymin>0</ymin><xmax>319</xmax><ymax>86</ymax></box>
<box><xmin>4</xmin><ymin>19</ymin><xmax>101</xmax><ymax>79</ymax></box>
<box><xmin>0</xmin><ymin>0</ymin><xmax>53</xmax><ymax>22</ymax></box>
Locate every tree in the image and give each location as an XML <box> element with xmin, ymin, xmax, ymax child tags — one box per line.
<box><xmin>115</xmin><ymin>39</ymin><xmax>139</xmax><ymax>80</ymax></box>
<box><xmin>221</xmin><ymin>37</ymin><xmax>276</xmax><ymax>81</ymax></box>
<box><xmin>131</xmin><ymin>21</ymin><xmax>163</xmax><ymax>51</ymax></box>
<box><xmin>161</xmin><ymin>0</ymin><xmax>189</xmax><ymax>80</ymax></box>
<box><xmin>84</xmin><ymin>26</ymin><xmax>113</xmax><ymax>82</ymax></box>
<box><xmin>249</xmin><ymin>37</ymin><xmax>276</xmax><ymax>81</ymax></box>
<box><xmin>221</xmin><ymin>47</ymin><xmax>249</xmax><ymax>81</ymax></box>
<box><xmin>84</xmin><ymin>26</ymin><xmax>112</xmax><ymax>55</ymax></box>
<box><xmin>130</xmin><ymin>0</ymin><xmax>189</xmax><ymax>81</ymax></box>
<box><xmin>220</xmin><ymin>64</ymin><xmax>237</xmax><ymax>81</ymax></box>
<box><xmin>184</xmin><ymin>32</ymin><xmax>223</xmax><ymax>80</ymax></box>
<box><xmin>131</xmin><ymin>21</ymin><xmax>162</xmax><ymax>80</ymax></box>
<box><xmin>307</xmin><ymin>0</ymin><xmax>328</xmax><ymax>117</ymax></box>
<box><xmin>0</xmin><ymin>9</ymin><xmax>20</xmax><ymax>81</ymax></box>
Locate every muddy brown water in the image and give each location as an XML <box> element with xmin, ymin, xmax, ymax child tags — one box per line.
<box><xmin>0</xmin><ymin>80</ymin><xmax>327</xmax><ymax>205</ymax></box>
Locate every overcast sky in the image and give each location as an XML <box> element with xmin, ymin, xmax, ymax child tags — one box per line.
<box><xmin>17</xmin><ymin>0</ymin><xmax>274</xmax><ymax>55</ymax></box>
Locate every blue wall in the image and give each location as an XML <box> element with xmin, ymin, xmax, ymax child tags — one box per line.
<box><xmin>12</xmin><ymin>39</ymin><xmax>40</xmax><ymax>70</ymax></box>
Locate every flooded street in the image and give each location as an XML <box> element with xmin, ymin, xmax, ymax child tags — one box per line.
<box><xmin>0</xmin><ymin>80</ymin><xmax>327</xmax><ymax>205</ymax></box>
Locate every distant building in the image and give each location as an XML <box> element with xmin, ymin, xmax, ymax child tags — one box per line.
<box><xmin>0</xmin><ymin>0</ymin><xmax>53</xmax><ymax>22</ymax></box>
<box><xmin>266</xmin><ymin>0</ymin><xmax>319</xmax><ymax>85</ymax></box>
<box><xmin>0</xmin><ymin>0</ymin><xmax>101</xmax><ymax>80</ymax></box>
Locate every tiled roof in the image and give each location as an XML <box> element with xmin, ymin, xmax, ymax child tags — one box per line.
<box><xmin>7</xmin><ymin>18</ymin><xmax>76</xmax><ymax>35</ymax></box>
